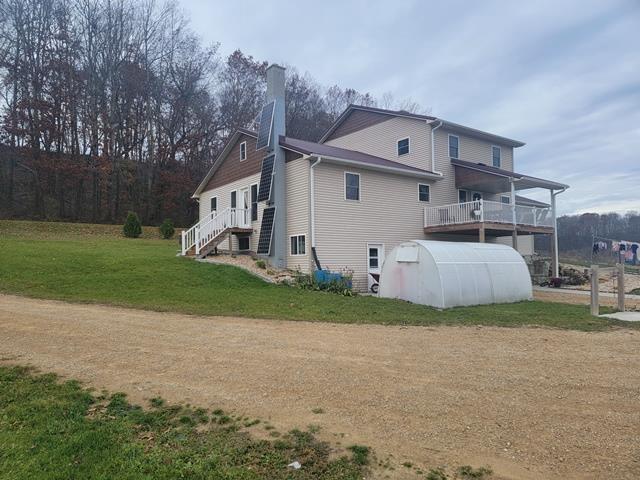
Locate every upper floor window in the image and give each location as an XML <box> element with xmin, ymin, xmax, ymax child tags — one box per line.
<box><xmin>448</xmin><ymin>135</ymin><xmax>459</xmax><ymax>159</ymax></box>
<box><xmin>239</xmin><ymin>141</ymin><xmax>247</xmax><ymax>161</ymax></box>
<box><xmin>210</xmin><ymin>196</ymin><xmax>217</xmax><ymax>212</ymax></box>
<box><xmin>418</xmin><ymin>183</ymin><xmax>430</xmax><ymax>202</ymax></box>
<box><xmin>501</xmin><ymin>195</ymin><xmax>510</xmax><ymax>204</ymax></box>
<box><xmin>397</xmin><ymin>137</ymin><xmax>410</xmax><ymax>156</ymax></box>
<box><xmin>492</xmin><ymin>146</ymin><xmax>501</xmax><ymax>168</ymax></box>
<box><xmin>345</xmin><ymin>172</ymin><xmax>360</xmax><ymax>201</ymax></box>
<box><xmin>230</xmin><ymin>190</ymin><xmax>237</xmax><ymax>208</ymax></box>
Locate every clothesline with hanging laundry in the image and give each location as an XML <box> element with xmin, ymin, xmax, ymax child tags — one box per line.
<box><xmin>591</xmin><ymin>235</ymin><xmax>639</xmax><ymax>265</ymax></box>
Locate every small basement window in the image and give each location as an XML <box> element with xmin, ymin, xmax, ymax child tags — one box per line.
<box><xmin>240</xmin><ymin>141</ymin><xmax>247</xmax><ymax>161</ymax></box>
<box><xmin>345</xmin><ymin>172</ymin><xmax>360</xmax><ymax>201</ymax></box>
<box><xmin>449</xmin><ymin>135</ymin><xmax>459</xmax><ymax>159</ymax></box>
<box><xmin>397</xmin><ymin>137</ymin><xmax>410</xmax><ymax>156</ymax></box>
<box><xmin>418</xmin><ymin>183</ymin><xmax>430</xmax><ymax>202</ymax></box>
<box><xmin>238</xmin><ymin>236</ymin><xmax>250</xmax><ymax>251</ymax></box>
<box><xmin>290</xmin><ymin>234</ymin><xmax>306</xmax><ymax>255</ymax></box>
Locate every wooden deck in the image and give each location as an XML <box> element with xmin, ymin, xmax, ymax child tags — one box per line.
<box><xmin>424</xmin><ymin>221</ymin><xmax>553</xmax><ymax>237</ymax></box>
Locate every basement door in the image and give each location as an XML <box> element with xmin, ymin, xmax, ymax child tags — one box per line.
<box><xmin>367</xmin><ymin>244</ymin><xmax>384</xmax><ymax>294</ymax></box>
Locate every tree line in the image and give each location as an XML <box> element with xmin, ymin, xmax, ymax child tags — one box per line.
<box><xmin>0</xmin><ymin>0</ymin><xmax>424</xmax><ymax>226</ymax></box>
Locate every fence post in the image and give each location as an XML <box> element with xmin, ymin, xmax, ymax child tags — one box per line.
<box><xmin>617</xmin><ymin>263</ymin><xmax>625</xmax><ymax>312</ymax></box>
<box><xmin>590</xmin><ymin>265</ymin><xmax>599</xmax><ymax>316</ymax></box>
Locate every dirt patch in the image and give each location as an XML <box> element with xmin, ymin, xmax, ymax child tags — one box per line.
<box><xmin>1</xmin><ymin>294</ymin><xmax>638</xmax><ymax>480</ymax></box>
<box><xmin>201</xmin><ymin>253</ymin><xmax>296</xmax><ymax>283</ymax></box>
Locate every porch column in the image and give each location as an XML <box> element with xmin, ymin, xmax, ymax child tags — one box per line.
<box><xmin>479</xmin><ymin>225</ymin><xmax>486</xmax><ymax>243</ymax></box>
<box><xmin>510</xmin><ymin>179</ymin><xmax>517</xmax><ymax>224</ymax></box>
<box><xmin>550</xmin><ymin>189</ymin><xmax>559</xmax><ymax>277</ymax></box>
<box><xmin>512</xmin><ymin>229</ymin><xmax>518</xmax><ymax>250</ymax></box>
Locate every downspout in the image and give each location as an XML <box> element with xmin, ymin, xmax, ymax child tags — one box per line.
<box><xmin>310</xmin><ymin>156</ymin><xmax>322</xmax><ymax>270</ymax></box>
<box><xmin>429</xmin><ymin>120</ymin><xmax>444</xmax><ymax>175</ymax></box>
<box><xmin>550</xmin><ymin>187</ymin><xmax>567</xmax><ymax>278</ymax></box>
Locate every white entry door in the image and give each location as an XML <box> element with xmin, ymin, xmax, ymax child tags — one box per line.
<box><xmin>367</xmin><ymin>244</ymin><xmax>384</xmax><ymax>294</ymax></box>
<box><xmin>239</xmin><ymin>187</ymin><xmax>250</xmax><ymax>227</ymax></box>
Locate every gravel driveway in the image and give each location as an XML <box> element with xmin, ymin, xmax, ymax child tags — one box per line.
<box><xmin>0</xmin><ymin>294</ymin><xmax>638</xmax><ymax>480</ymax></box>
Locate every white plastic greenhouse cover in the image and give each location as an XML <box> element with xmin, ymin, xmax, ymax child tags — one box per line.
<box><xmin>378</xmin><ymin>240</ymin><xmax>532</xmax><ymax>309</ymax></box>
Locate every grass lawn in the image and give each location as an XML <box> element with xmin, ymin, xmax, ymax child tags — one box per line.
<box><xmin>0</xmin><ymin>220</ymin><xmax>632</xmax><ymax>331</ymax></box>
<box><xmin>0</xmin><ymin>365</ymin><xmax>366</xmax><ymax>479</ymax></box>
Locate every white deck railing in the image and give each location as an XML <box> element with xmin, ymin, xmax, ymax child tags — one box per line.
<box><xmin>424</xmin><ymin>200</ymin><xmax>552</xmax><ymax>229</ymax></box>
<box><xmin>181</xmin><ymin>207</ymin><xmax>251</xmax><ymax>255</ymax></box>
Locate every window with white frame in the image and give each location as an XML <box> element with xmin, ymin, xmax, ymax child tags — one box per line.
<box><xmin>501</xmin><ymin>195</ymin><xmax>510</xmax><ymax>204</ymax></box>
<box><xmin>418</xmin><ymin>183</ymin><xmax>430</xmax><ymax>202</ymax></box>
<box><xmin>239</xmin><ymin>141</ymin><xmax>247</xmax><ymax>161</ymax></box>
<box><xmin>492</xmin><ymin>146</ymin><xmax>501</xmax><ymax>167</ymax></box>
<box><xmin>397</xmin><ymin>137</ymin><xmax>410</xmax><ymax>156</ymax></box>
<box><xmin>230</xmin><ymin>190</ymin><xmax>237</xmax><ymax>208</ymax></box>
<box><xmin>345</xmin><ymin>172</ymin><xmax>360</xmax><ymax>201</ymax></box>
<box><xmin>210</xmin><ymin>196</ymin><xmax>217</xmax><ymax>212</ymax></box>
<box><xmin>368</xmin><ymin>246</ymin><xmax>380</xmax><ymax>269</ymax></box>
<box><xmin>448</xmin><ymin>135</ymin><xmax>459</xmax><ymax>159</ymax></box>
<box><xmin>290</xmin><ymin>234</ymin><xmax>306</xmax><ymax>255</ymax></box>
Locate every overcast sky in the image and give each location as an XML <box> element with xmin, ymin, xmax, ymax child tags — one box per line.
<box><xmin>180</xmin><ymin>0</ymin><xmax>639</xmax><ymax>215</ymax></box>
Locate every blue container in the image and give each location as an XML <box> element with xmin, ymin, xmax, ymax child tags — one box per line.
<box><xmin>313</xmin><ymin>270</ymin><xmax>352</xmax><ymax>288</ymax></box>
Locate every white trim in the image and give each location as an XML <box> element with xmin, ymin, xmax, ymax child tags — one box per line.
<box><xmin>418</xmin><ymin>183</ymin><xmax>431</xmax><ymax>202</ymax></box>
<box><xmin>320</xmin><ymin>155</ymin><xmax>441</xmax><ymax>179</ymax></box>
<box><xmin>310</xmin><ymin>157</ymin><xmax>322</xmax><ymax>248</ymax></box>
<box><xmin>397</xmin><ymin>136</ymin><xmax>410</xmax><ymax>156</ymax></box>
<box><xmin>344</xmin><ymin>171</ymin><xmax>361</xmax><ymax>201</ymax></box>
<box><xmin>239</xmin><ymin>141</ymin><xmax>247</xmax><ymax>161</ymax></box>
<box><xmin>491</xmin><ymin>145</ymin><xmax>501</xmax><ymax>168</ymax></box>
<box><xmin>289</xmin><ymin>233</ymin><xmax>307</xmax><ymax>256</ymax></box>
<box><xmin>448</xmin><ymin>134</ymin><xmax>460</xmax><ymax>159</ymax></box>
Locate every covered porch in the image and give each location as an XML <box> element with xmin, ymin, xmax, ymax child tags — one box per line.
<box><xmin>424</xmin><ymin>158</ymin><xmax>568</xmax><ymax>275</ymax></box>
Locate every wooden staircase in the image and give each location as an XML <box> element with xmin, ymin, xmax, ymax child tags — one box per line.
<box><xmin>181</xmin><ymin>207</ymin><xmax>252</xmax><ymax>259</ymax></box>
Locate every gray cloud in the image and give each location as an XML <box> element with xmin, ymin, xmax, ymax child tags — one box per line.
<box><xmin>180</xmin><ymin>0</ymin><xmax>640</xmax><ymax>214</ymax></box>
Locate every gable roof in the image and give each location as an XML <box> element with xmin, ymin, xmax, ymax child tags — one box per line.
<box><xmin>319</xmin><ymin>104</ymin><xmax>525</xmax><ymax>148</ymax></box>
<box><xmin>192</xmin><ymin>128</ymin><xmax>257</xmax><ymax>198</ymax></box>
<box><xmin>279</xmin><ymin>136</ymin><xmax>441</xmax><ymax>178</ymax></box>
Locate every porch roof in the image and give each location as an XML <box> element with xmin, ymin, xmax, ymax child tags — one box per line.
<box><xmin>452</xmin><ymin>158</ymin><xmax>569</xmax><ymax>193</ymax></box>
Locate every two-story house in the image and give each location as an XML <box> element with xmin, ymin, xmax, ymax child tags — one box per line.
<box><xmin>184</xmin><ymin>64</ymin><xmax>568</xmax><ymax>292</ymax></box>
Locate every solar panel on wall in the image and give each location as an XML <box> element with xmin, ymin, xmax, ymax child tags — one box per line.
<box><xmin>256</xmin><ymin>101</ymin><xmax>275</xmax><ymax>150</ymax></box>
<box><xmin>257</xmin><ymin>155</ymin><xmax>275</xmax><ymax>202</ymax></box>
<box><xmin>257</xmin><ymin>206</ymin><xmax>276</xmax><ymax>255</ymax></box>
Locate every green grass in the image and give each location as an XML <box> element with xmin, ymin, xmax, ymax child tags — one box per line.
<box><xmin>0</xmin><ymin>365</ymin><xmax>365</xmax><ymax>479</ymax></box>
<box><xmin>0</xmin><ymin>220</ymin><xmax>634</xmax><ymax>331</ymax></box>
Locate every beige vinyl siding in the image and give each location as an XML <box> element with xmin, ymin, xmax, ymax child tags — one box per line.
<box><xmin>286</xmin><ymin>158</ymin><xmax>311</xmax><ymax>272</ymax></box>
<box><xmin>313</xmin><ymin>162</ymin><xmax>431</xmax><ymax>291</ymax></box>
<box><xmin>198</xmin><ymin>172</ymin><xmax>263</xmax><ymax>252</ymax></box>
<box><xmin>324</xmin><ymin>116</ymin><xmax>433</xmax><ymax>172</ymax></box>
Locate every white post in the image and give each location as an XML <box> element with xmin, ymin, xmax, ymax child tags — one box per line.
<box><xmin>195</xmin><ymin>225</ymin><xmax>201</xmax><ymax>256</ymax></box>
<box><xmin>480</xmin><ymin>199</ymin><xmax>484</xmax><ymax>222</ymax></box>
<box><xmin>181</xmin><ymin>230</ymin><xmax>186</xmax><ymax>255</ymax></box>
<box><xmin>510</xmin><ymin>179</ymin><xmax>516</xmax><ymax>226</ymax></box>
<box><xmin>590</xmin><ymin>265</ymin><xmax>599</xmax><ymax>316</ymax></box>
<box><xmin>551</xmin><ymin>189</ymin><xmax>559</xmax><ymax>277</ymax></box>
<box><xmin>617</xmin><ymin>263</ymin><xmax>625</xmax><ymax>312</ymax></box>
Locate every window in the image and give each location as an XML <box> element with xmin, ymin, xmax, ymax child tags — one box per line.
<box><xmin>397</xmin><ymin>137</ymin><xmax>410</xmax><ymax>156</ymax></box>
<box><xmin>230</xmin><ymin>190</ymin><xmax>237</xmax><ymax>209</ymax></box>
<box><xmin>345</xmin><ymin>172</ymin><xmax>360</xmax><ymax>201</ymax></box>
<box><xmin>448</xmin><ymin>135</ymin><xmax>459</xmax><ymax>159</ymax></box>
<box><xmin>238</xmin><ymin>236</ymin><xmax>250</xmax><ymax>251</ymax></box>
<box><xmin>250</xmin><ymin>184</ymin><xmax>258</xmax><ymax>221</ymax></box>
<box><xmin>210</xmin><ymin>196</ymin><xmax>217</xmax><ymax>213</ymax></box>
<box><xmin>368</xmin><ymin>247</ymin><xmax>380</xmax><ymax>269</ymax></box>
<box><xmin>492</xmin><ymin>146</ymin><xmax>501</xmax><ymax>168</ymax></box>
<box><xmin>418</xmin><ymin>183</ymin><xmax>430</xmax><ymax>202</ymax></box>
<box><xmin>501</xmin><ymin>195</ymin><xmax>510</xmax><ymax>204</ymax></box>
<box><xmin>458</xmin><ymin>189</ymin><xmax>468</xmax><ymax>203</ymax></box>
<box><xmin>239</xmin><ymin>141</ymin><xmax>247</xmax><ymax>161</ymax></box>
<box><xmin>290</xmin><ymin>234</ymin><xmax>306</xmax><ymax>255</ymax></box>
